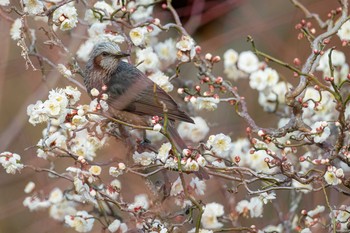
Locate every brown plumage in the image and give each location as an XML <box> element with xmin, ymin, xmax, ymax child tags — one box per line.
<box><xmin>84</xmin><ymin>42</ymin><xmax>193</xmax><ymax>149</ymax></box>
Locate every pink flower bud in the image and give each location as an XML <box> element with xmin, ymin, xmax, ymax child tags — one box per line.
<box><xmin>195</xmin><ymin>45</ymin><xmax>202</xmax><ymax>54</ymax></box>
<box><xmin>212</xmin><ymin>55</ymin><xmax>221</xmax><ymax>63</ymax></box>
<box><xmin>293</xmin><ymin>58</ymin><xmax>301</xmax><ymax>66</ymax></box>
<box><xmin>215</xmin><ymin>76</ymin><xmax>223</xmax><ymax>84</ymax></box>
<box><xmin>234</xmin><ymin>156</ymin><xmax>241</xmax><ymax>163</ymax></box>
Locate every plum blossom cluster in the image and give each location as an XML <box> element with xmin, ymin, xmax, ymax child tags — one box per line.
<box><xmin>235</xmin><ymin>192</ymin><xmax>275</xmax><ymax>219</ymax></box>
<box><xmin>22</xmin><ymin>164</ymin><xmax>130</xmax><ymax>232</ymax></box>
<box><xmin>0</xmin><ymin>152</ymin><xmax>24</xmax><ymax>174</ymax></box>
<box><xmin>27</xmin><ymin>86</ymin><xmax>110</xmax><ymax>161</ymax></box>
<box><xmin>132</xmin><ymin>142</ymin><xmax>208</xmax><ymax>173</ymax></box>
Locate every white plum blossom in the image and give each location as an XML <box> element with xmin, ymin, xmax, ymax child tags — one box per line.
<box><xmin>128</xmin><ymin>194</ymin><xmax>149</xmax><ymax>211</ymax></box>
<box><xmin>331</xmin><ymin>207</ymin><xmax>350</xmax><ymax>231</ymax></box>
<box><xmin>192</xmin><ymin>97</ymin><xmax>220</xmax><ymax>111</ymax></box>
<box><xmin>73</xmin><ymin>176</ymin><xmax>98</xmax><ymax>205</ymax></box>
<box><xmin>228</xmin><ymin>138</ymin><xmax>250</xmax><ymax>162</ymax></box>
<box><xmin>244</xmin><ymin>149</ymin><xmax>275</xmax><ymax>174</ymax></box>
<box><xmin>71</xmin><ymin>115</ymin><xmax>87</xmax><ymax>127</ymax></box>
<box><xmin>264</xmin><ymin>67</ymin><xmax>279</xmax><ymax>87</ymax></box>
<box><xmin>49</xmin><ymin>199</ymin><xmax>77</xmax><ymax>221</ymax></box>
<box><xmin>110</xmin><ymin>179</ymin><xmax>122</xmax><ymax>190</ymax></box>
<box><xmin>44</xmin><ymin>99</ymin><xmax>61</xmax><ymax>116</ymax></box>
<box><xmin>183</xmin><ymin>158</ymin><xmax>200</xmax><ymax>171</ymax></box>
<box><xmin>211</xmin><ymin>159</ymin><xmax>226</xmax><ymax>168</ymax></box>
<box><xmin>176</xmin><ymin>35</ymin><xmax>196</xmax><ymax>62</ymax></box>
<box><xmin>224</xmin><ymin>64</ymin><xmax>246</xmax><ymax>81</ymax></box>
<box><xmin>89</xmin><ymin>98</ymin><xmax>109</xmax><ymax>112</ymax></box>
<box><xmin>128</xmin><ymin>0</ymin><xmax>154</xmax><ymax>23</ymax></box>
<box><xmin>257</xmin><ymin>80</ymin><xmax>291</xmax><ymax>111</ymax></box>
<box><xmin>90</xmin><ymin>88</ymin><xmax>99</xmax><ymax>96</ymax></box>
<box><xmin>89</xmin><ymin>165</ymin><xmax>102</xmax><ymax>176</ymax></box>
<box><xmin>154</xmin><ymin>38</ymin><xmax>177</xmax><ymax>66</ymax></box>
<box><xmin>148</xmin><ymin>71</ymin><xmax>174</xmax><ymax>92</ymax></box>
<box><xmin>23</xmin><ymin>0</ymin><xmax>44</xmax><ymax>15</ymax></box>
<box><xmin>84</xmin><ymin>1</ymin><xmax>114</xmax><ymax>25</ymax></box>
<box><xmin>311</xmin><ymin>121</ymin><xmax>331</xmax><ymax>143</ymax></box>
<box><xmin>53</xmin><ymin>4</ymin><xmax>78</xmax><ymax>31</ymax></box>
<box><xmin>324</xmin><ymin>166</ymin><xmax>342</xmax><ymax>185</ymax></box>
<box><xmin>129</xmin><ymin>27</ymin><xmax>148</xmax><ymax>46</ymax></box>
<box><xmin>201</xmin><ymin>202</ymin><xmax>224</xmax><ymax>229</ymax></box>
<box><xmin>308</xmin><ymin>205</ymin><xmax>325</xmax><ymax>217</ymax></box>
<box><xmin>48</xmin><ymin>89</ymin><xmax>69</xmax><ymax>108</ymax></box>
<box><xmin>237</xmin><ymin>51</ymin><xmax>259</xmax><ymax>73</ymax></box>
<box><xmin>87</xmin><ymin>22</ymin><xmax>107</xmax><ymax>37</ymax></box>
<box><xmin>189</xmin><ymin>177</ymin><xmax>206</xmax><ymax>195</ymax></box>
<box><xmin>109</xmin><ymin>166</ymin><xmax>124</xmax><ymax>178</ymax></box>
<box><xmin>77</xmin><ymin>40</ymin><xmax>96</xmax><ymax>62</ymax></box>
<box><xmin>249</xmin><ymin>70</ymin><xmax>268</xmax><ymax>91</ymax></box>
<box><xmin>136</xmin><ymin>47</ymin><xmax>160</xmax><ymax>72</ymax></box>
<box><xmin>0</xmin><ymin>151</ymin><xmax>24</xmax><ymax>174</ymax></box>
<box><xmin>337</xmin><ymin>20</ymin><xmax>350</xmax><ymax>41</ymax></box>
<box><xmin>49</xmin><ymin>188</ymin><xmax>64</xmax><ymax>204</ymax></box>
<box><xmin>157</xmin><ymin>142</ymin><xmax>172</xmax><ymax>163</ymax></box>
<box><xmin>259</xmin><ymin>192</ymin><xmax>276</xmax><ymax>204</ymax></box>
<box><xmin>303</xmin><ymin>205</ymin><xmax>326</xmax><ymax>226</ymax></box>
<box><xmin>292</xmin><ymin>180</ymin><xmax>312</xmax><ymax>193</ymax></box>
<box><xmin>108</xmin><ymin>219</ymin><xmax>128</xmax><ymax>233</ymax></box>
<box><xmin>10</xmin><ymin>18</ymin><xmax>22</xmax><ymax>40</ymax></box>
<box><xmin>177</xmin><ymin>117</ymin><xmax>210</xmax><ymax>143</ymax></box>
<box><xmin>236</xmin><ymin>197</ymin><xmax>264</xmax><ymax>218</ymax></box>
<box><xmin>236</xmin><ymin>200</ymin><xmax>250</xmax><ymax>217</ymax></box>
<box><xmin>23</xmin><ymin>196</ymin><xmax>51</xmax><ymax>211</ymax></box>
<box><xmin>64</xmin><ymin>210</ymin><xmax>95</xmax><ymax>232</ymax></box>
<box><xmin>224</xmin><ymin>49</ymin><xmax>239</xmax><ymax>67</ymax></box>
<box><xmin>258</xmin><ymin>92</ymin><xmax>277</xmax><ymax>112</ymax></box>
<box><xmin>249</xmin><ymin>197</ymin><xmax>264</xmax><ymax>218</ymax></box>
<box><xmin>153</xmin><ymin>123</ymin><xmax>162</xmax><ymax>131</ymax></box>
<box><xmin>68</xmin><ymin>130</ymin><xmax>107</xmax><ymax>161</ymax></box>
<box><xmin>133</xmin><ymin>151</ymin><xmax>156</xmax><ymax>166</ymax></box>
<box><xmin>176</xmin><ymin>35</ymin><xmax>195</xmax><ymax>52</ymax></box>
<box><xmin>303</xmin><ymin>88</ymin><xmax>337</xmax><ymax>122</ymax></box>
<box><xmin>27</xmin><ymin>100</ymin><xmax>49</xmax><ymax>126</ymax></box>
<box><xmin>207</xmin><ymin>133</ymin><xmax>231</xmax><ymax>155</ymax></box>
<box><xmin>223</xmin><ymin>49</ymin><xmax>247</xmax><ymax>80</ymax></box>
<box><xmin>316</xmin><ymin>49</ymin><xmax>346</xmax><ymax>71</ymax></box>
<box><xmin>170</xmin><ymin>177</ymin><xmax>183</xmax><ymax>196</ymax></box>
<box><xmin>57</xmin><ymin>64</ymin><xmax>73</xmax><ymax>79</ymax></box>
<box><xmin>316</xmin><ymin>49</ymin><xmax>348</xmax><ymax>83</ymax></box>
<box><xmin>164</xmin><ymin>157</ymin><xmax>178</xmax><ymax>169</ymax></box>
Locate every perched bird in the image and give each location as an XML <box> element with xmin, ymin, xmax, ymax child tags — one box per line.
<box><xmin>84</xmin><ymin>42</ymin><xmax>194</xmax><ymax>150</ymax></box>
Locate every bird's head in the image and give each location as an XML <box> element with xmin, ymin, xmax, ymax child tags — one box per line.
<box><xmin>90</xmin><ymin>42</ymin><xmax>129</xmax><ymax>71</ymax></box>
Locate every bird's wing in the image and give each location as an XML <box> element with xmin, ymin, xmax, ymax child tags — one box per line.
<box><xmin>107</xmin><ymin>62</ymin><xmax>194</xmax><ymax>123</ymax></box>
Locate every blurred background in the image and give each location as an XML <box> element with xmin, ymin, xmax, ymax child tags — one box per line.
<box><xmin>0</xmin><ymin>0</ymin><xmax>342</xmax><ymax>232</ymax></box>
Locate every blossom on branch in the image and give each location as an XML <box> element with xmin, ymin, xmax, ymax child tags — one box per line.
<box><xmin>0</xmin><ymin>151</ymin><xmax>24</xmax><ymax>174</ymax></box>
<box><xmin>64</xmin><ymin>211</ymin><xmax>95</xmax><ymax>233</ymax></box>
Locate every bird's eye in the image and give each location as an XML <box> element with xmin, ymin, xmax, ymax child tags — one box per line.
<box><xmin>101</xmin><ymin>52</ymin><xmax>108</xmax><ymax>56</ymax></box>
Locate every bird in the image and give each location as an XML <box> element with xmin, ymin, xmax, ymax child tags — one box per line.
<box><xmin>83</xmin><ymin>41</ymin><xmax>194</xmax><ymax>151</ymax></box>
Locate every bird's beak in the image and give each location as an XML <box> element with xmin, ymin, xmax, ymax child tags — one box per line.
<box><xmin>115</xmin><ymin>52</ymin><xmax>130</xmax><ymax>58</ymax></box>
